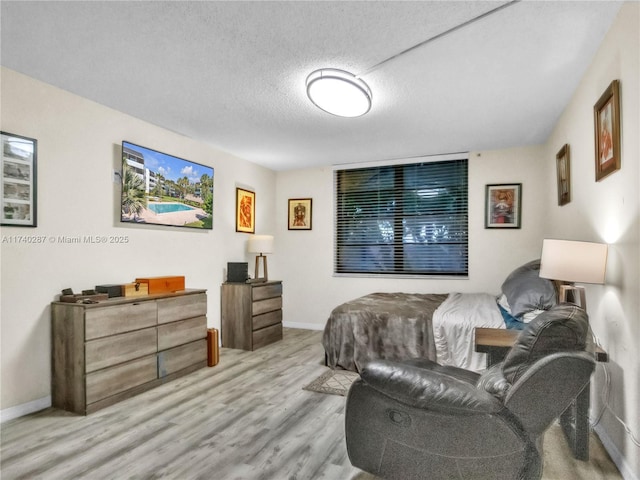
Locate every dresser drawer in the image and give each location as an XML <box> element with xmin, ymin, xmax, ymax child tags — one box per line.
<box><xmin>252</xmin><ymin>309</ymin><xmax>282</xmax><ymax>331</ymax></box>
<box><xmin>252</xmin><ymin>283</ymin><xmax>282</xmax><ymax>301</ymax></box>
<box><xmin>157</xmin><ymin>316</ymin><xmax>207</xmax><ymax>351</ymax></box>
<box><xmin>85</xmin><ymin>301</ymin><xmax>157</xmax><ymax>340</ymax></box>
<box><xmin>158</xmin><ymin>339</ymin><xmax>207</xmax><ymax>377</ymax></box>
<box><xmin>157</xmin><ymin>293</ymin><xmax>207</xmax><ymax>324</ymax></box>
<box><xmin>85</xmin><ymin>328</ymin><xmax>157</xmax><ymax>373</ymax></box>
<box><xmin>252</xmin><ymin>296</ymin><xmax>282</xmax><ymax>316</ymax></box>
<box><xmin>86</xmin><ymin>354</ymin><xmax>158</xmax><ymax>405</ymax></box>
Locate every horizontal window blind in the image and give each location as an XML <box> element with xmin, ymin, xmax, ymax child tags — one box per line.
<box><xmin>334</xmin><ymin>158</ymin><xmax>468</xmax><ymax>276</ymax></box>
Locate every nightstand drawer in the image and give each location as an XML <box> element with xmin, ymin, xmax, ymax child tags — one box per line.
<box><xmin>253</xmin><ymin>309</ymin><xmax>282</xmax><ymax>331</ymax></box>
<box><xmin>252</xmin><ymin>323</ymin><xmax>283</xmax><ymax>350</ymax></box>
<box><xmin>252</xmin><ymin>283</ymin><xmax>282</xmax><ymax>301</ymax></box>
<box><xmin>253</xmin><ymin>296</ymin><xmax>282</xmax><ymax>316</ymax></box>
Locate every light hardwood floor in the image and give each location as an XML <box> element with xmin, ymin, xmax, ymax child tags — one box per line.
<box><xmin>0</xmin><ymin>328</ymin><xmax>621</xmax><ymax>480</ymax></box>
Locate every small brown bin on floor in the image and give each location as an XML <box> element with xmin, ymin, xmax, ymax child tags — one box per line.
<box><xmin>207</xmin><ymin>328</ymin><xmax>219</xmax><ymax>367</ymax></box>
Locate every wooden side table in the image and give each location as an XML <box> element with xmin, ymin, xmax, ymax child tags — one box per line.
<box><xmin>474</xmin><ymin>327</ymin><xmax>608</xmax><ymax>461</ymax></box>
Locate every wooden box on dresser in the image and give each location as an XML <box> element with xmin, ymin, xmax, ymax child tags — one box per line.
<box><xmin>51</xmin><ymin>289</ymin><xmax>208</xmax><ymax>415</ymax></box>
<box><xmin>221</xmin><ymin>281</ymin><xmax>282</xmax><ymax>351</ymax></box>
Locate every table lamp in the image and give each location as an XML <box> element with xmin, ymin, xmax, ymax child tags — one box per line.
<box><xmin>539</xmin><ymin>239</ymin><xmax>608</xmax><ymax>310</ymax></box>
<box><xmin>247</xmin><ymin>234</ymin><xmax>274</xmax><ymax>282</ymax></box>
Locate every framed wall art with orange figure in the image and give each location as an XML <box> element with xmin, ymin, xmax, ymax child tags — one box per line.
<box><xmin>556</xmin><ymin>144</ymin><xmax>571</xmax><ymax>206</ymax></box>
<box><xmin>594</xmin><ymin>80</ymin><xmax>620</xmax><ymax>181</ymax></box>
<box><xmin>485</xmin><ymin>184</ymin><xmax>521</xmax><ymax>229</ymax></box>
<box><xmin>236</xmin><ymin>188</ymin><xmax>255</xmax><ymax>233</ymax></box>
<box><xmin>288</xmin><ymin>198</ymin><xmax>312</xmax><ymax>230</ymax></box>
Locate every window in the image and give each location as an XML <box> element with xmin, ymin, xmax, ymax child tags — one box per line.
<box><xmin>335</xmin><ymin>157</ymin><xmax>468</xmax><ymax>276</ymax></box>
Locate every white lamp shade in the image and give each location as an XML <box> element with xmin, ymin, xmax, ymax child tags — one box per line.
<box><xmin>539</xmin><ymin>239</ymin><xmax>608</xmax><ymax>284</ymax></box>
<box><xmin>306</xmin><ymin>69</ymin><xmax>372</xmax><ymax>117</ymax></box>
<box><xmin>247</xmin><ymin>235</ymin><xmax>274</xmax><ymax>254</ymax></box>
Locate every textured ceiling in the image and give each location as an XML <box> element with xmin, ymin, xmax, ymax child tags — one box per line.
<box><xmin>0</xmin><ymin>1</ymin><xmax>623</xmax><ymax>171</ymax></box>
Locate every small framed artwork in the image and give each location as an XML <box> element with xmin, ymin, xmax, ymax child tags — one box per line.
<box><xmin>485</xmin><ymin>183</ymin><xmax>521</xmax><ymax>229</ymax></box>
<box><xmin>594</xmin><ymin>79</ymin><xmax>620</xmax><ymax>181</ymax></box>
<box><xmin>236</xmin><ymin>188</ymin><xmax>255</xmax><ymax>233</ymax></box>
<box><xmin>288</xmin><ymin>198</ymin><xmax>312</xmax><ymax>230</ymax></box>
<box><xmin>1</xmin><ymin>131</ymin><xmax>37</xmax><ymax>227</ymax></box>
<box><xmin>556</xmin><ymin>144</ymin><xmax>571</xmax><ymax>206</ymax></box>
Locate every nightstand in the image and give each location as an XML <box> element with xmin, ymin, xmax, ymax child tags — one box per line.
<box><xmin>474</xmin><ymin>327</ymin><xmax>608</xmax><ymax>461</ymax></box>
<box><xmin>221</xmin><ymin>281</ymin><xmax>283</xmax><ymax>350</ymax></box>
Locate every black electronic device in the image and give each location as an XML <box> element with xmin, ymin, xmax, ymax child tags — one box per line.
<box><xmin>227</xmin><ymin>262</ymin><xmax>249</xmax><ymax>283</ymax></box>
<box><xmin>96</xmin><ymin>284</ymin><xmax>124</xmax><ymax>298</ymax></box>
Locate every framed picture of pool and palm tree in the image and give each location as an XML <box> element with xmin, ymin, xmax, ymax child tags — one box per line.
<box><xmin>120</xmin><ymin>141</ymin><xmax>214</xmax><ymax>230</ymax></box>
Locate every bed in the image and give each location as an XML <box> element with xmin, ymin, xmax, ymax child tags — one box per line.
<box><xmin>322</xmin><ymin>260</ymin><xmax>558</xmax><ymax>372</ymax></box>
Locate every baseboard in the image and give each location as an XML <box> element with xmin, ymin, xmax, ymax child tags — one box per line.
<box><xmin>594</xmin><ymin>424</ymin><xmax>639</xmax><ymax>480</ymax></box>
<box><xmin>1</xmin><ymin>395</ymin><xmax>51</xmax><ymax>423</ymax></box>
<box><xmin>283</xmin><ymin>321</ymin><xmax>324</xmax><ymax>331</ymax></box>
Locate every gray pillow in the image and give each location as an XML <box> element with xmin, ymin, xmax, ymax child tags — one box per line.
<box><xmin>501</xmin><ymin>260</ymin><xmax>556</xmax><ymax>318</ymax></box>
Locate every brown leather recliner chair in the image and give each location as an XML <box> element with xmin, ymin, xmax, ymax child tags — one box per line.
<box><xmin>345</xmin><ymin>303</ymin><xmax>595</xmax><ymax>480</ymax></box>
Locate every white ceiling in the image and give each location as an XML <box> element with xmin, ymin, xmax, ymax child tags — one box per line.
<box><xmin>1</xmin><ymin>1</ymin><xmax>623</xmax><ymax>171</ymax></box>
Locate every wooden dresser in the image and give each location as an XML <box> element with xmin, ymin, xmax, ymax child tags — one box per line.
<box><xmin>51</xmin><ymin>289</ymin><xmax>208</xmax><ymax>415</ymax></box>
<box><xmin>221</xmin><ymin>281</ymin><xmax>283</xmax><ymax>350</ymax></box>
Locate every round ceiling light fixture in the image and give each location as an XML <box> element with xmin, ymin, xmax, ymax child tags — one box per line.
<box><xmin>306</xmin><ymin>68</ymin><xmax>372</xmax><ymax>118</ymax></box>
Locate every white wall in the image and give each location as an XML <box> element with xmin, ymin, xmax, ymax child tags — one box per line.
<box><xmin>275</xmin><ymin>145</ymin><xmax>548</xmax><ymax>329</ymax></box>
<box><xmin>542</xmin><ymin>3</ymin><xmax>639</xmax><ymax>478</ymax></box>
<box><xmin>0</xmin><ymin>68</ymin><xmax>277</xmax><ymax>414</ymax></box>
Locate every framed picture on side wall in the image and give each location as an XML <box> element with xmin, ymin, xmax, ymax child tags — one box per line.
<box><xmin>1</xmin><ymin>131</ymin><xmax>37</xmax><ymax>227</ymax></box>
<box><xmin>288</xmin><ymin>198</ymin><xmax>312</xmax><ymax>230</ymax></box>
<box><xmin>485</xmin><ymin>183</ymin><xmax>521</xmax><ymax>229</ymax></box>
<box><xmin>594</xmin><ymin>79</ymin><xmax>620</xmax><ymax>181</ymax></box>
<box><xmin>556</xmin><ymin>144</ymin><xmax>571</xmax><ymax>206</ymax></box>
<box><xmin>236</xmin><ymin>188</ymin><xmax>255</xmax><ymax>233</ymax></box>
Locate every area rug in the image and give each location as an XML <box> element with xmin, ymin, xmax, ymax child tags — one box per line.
<box><xmin>303</xmin><ymin>369</ymin><xmax>360</xmax><ymax>396</ymax></box>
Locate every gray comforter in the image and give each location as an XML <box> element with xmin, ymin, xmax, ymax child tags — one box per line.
<box><xmin>322</xmin><ymin>292</ymin><xmax>448</xmax><ymax>372</ymax></box>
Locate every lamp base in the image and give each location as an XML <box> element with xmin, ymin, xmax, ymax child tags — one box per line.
<box><xmin>559</xmin><ymin>285</ymin><xmax>587</xmax><ymax>310</ymax></box>
<box><xmin>253</xmin><ymin>254</ymin><xmax>268</xmax><ymax>283</ymax></box>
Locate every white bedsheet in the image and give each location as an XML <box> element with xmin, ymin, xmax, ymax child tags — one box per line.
<box><xmin>433</xmin><ymin>292</ymin><xmax>505</xmax><ymax>372</ymax></box>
